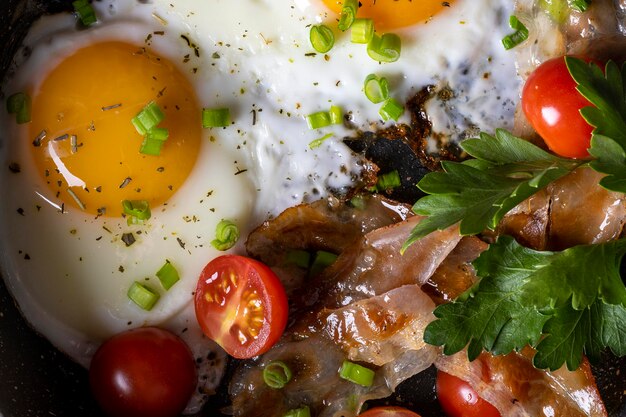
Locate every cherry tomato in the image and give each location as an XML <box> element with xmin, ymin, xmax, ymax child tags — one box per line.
<box><xmin>436</xmin><ymin>371</ymin><xmax>501</xmax><ymax>417</ymax></box>
<box><xmin>194</xmin><ymin>255</ymin><xmax>288</xmax><ymax>359</ymax></box>
<box><xmin>359</xmin><ymin>406</ymin><xmax>422</xmax><ymax>417</ymax></box>
<box><xmin>521</xmin><ymin>56</ymin><xmax>595</xmax><ymax>159</ymax></box>
<box><xmin>89</xmin><ymin>327</ymin><xmax>197</xmax><ymax>417</ymax></box>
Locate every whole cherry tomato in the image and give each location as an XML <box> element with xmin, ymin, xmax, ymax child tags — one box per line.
<box><xmin>436</xmin><ymin>371</ymin><xmax>501</xmax><ymax>417</ymax></box>
<box><xmin>89</xmin><ymin>327</ymin><xmax>197</xmax><ymax>417</ymax></box>
<box><xmin>194</xmin><ymin>255</ymin><xmax>288</xmax><ymax>359</ymax></box>
<box><xmin>521</xmin><ymin>56</ymin><xmax>596</xmax><ymax>159</ymax></box>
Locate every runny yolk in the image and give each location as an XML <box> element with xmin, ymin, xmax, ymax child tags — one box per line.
<box><xmin>321</xmin><ymin>0</ymin><xmax>456</xmax><ymax>31</ymax></box>
<box><xmin>29</xmin><ymin>41</ymin><xmax>202</xmax><ymax>217</ymax></box>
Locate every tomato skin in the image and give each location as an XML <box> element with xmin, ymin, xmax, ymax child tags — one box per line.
<box><xmin>521</xmin><ymin>56</ymin><xmax>595</xmax><ymax>159</ymax></box>
<box><xmin>436</xmin><ymin>371</ymin><xmax>501</xmax><ymax>417</ymax></box>
<box><xmin>194</xmin><ymin>255</ymin><xmax>288</xmax><ymax>359</ymax></box>
<box><xmin>359</xmin><ymin>406</ymin><xmax>422</xmax><ymax>417</ymax></box>
<box><xmin>89</xmin><ymin>327</ymin><xmax>197</xmax><ymax>417</ymax></box>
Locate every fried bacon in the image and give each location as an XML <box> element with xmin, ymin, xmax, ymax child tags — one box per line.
<box><xmin>435</xmin><ymin>350</ymin><xmax>607</xmax><ymax>417</ymax></box>
<box><xmin>513</xmin><ymin>0</ymin><xmax>623</xmax><ymax>80</ymax></box>
<box><xmin>495</xmin><ymin>168</ymin><xmax>626</xmax><ymax>251</ymax></box>
<box><xmin>319</xmin><ymin>285</ymin><xmax>437</xmax><ymax>367</ymax></box>
<box><xmin>246</xmin><ymin>195</ymin><xmax>411</xmax><ymax>267</ymax></box>
<box><xmin>228</xmin><ymin>186</ymin><xmax>611</xmax><ymax>416</ymax></box>
<box><xmin>295</xmin><ymin>215</ymin><xmax>461</xmax><ymax>311</ymax></box>
<box><xmin>230</xmin><ymin>199</ymin><xmax>456</xmax><ymax>417</ymax></box>
<box><xmin>229</xmin><ymin>287</ymin><xmax>439</xmax><ymax>417</ymax></box>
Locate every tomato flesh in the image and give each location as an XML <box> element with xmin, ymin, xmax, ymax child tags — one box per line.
<box><xmin>436</xmin><ymin>371</ymin><xmax>501</xmax><ymax>417</ymax></box>
<box><xmin>359</xmin><ymin>406</ymin><xmax>422</xmax><ymax>417</ymax></box>
<box><xmin>194</xmin><ymin>255</ymin><xmax>288</xmax><ymax>359</ymax></box>
<box><xmin>521</xmin><ymin>56</ymin><xmax>595</xmax><ymax>159</ymax></box>
<box><xmin>89</xmin><ymin>327</ymin><xmax>197</xmax><ymax>417</ymax></box>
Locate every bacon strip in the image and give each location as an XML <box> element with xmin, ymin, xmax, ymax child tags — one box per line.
<box><xmin>229</xmin><ymin>190</ymin><xmax>611</xmax><ymax>416</ymax></box>
<box><xmin>496</xmin><ymin>168</ymin><xmax>626</xmax><ymax>251</ymax></box>
<box><xmin>230</xmin><ymin>208</ymin><xmax>459</xmax><ymax>417</ymax></box>
<box><xmin>435</xmin><ymin>349</ymin><xmax>607</xmax><ymax>417</ymax></box>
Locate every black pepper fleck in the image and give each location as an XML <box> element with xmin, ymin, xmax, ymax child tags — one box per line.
<box><xmin>122</xmin><ymin>233</ymin><xmax>136</xmax><ymax>247</ymax></box>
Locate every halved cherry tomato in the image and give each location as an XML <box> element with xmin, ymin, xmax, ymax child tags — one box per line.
<box><xmin>89</xmin><ymin>327</ymin><xmax>196</xmax><ymax>417</ymax></box>
<box><xmin>359</xmin><ymin>406</ymin><xmax>422</xmax><ymax>417</ymax></box>
<box><xmin>521</xmin><ymin>56</ymin><xmax>596</xmax><ymax>159</ymax></box>
<box><xmin>194</xmin><ymin>255</ymin><xmax>288</xmax><ymax>359</ymax></box>
<box><xmin>436</xmin><ymin>371</ymin><xmax>501</xmax><ymax>417</ymax></box>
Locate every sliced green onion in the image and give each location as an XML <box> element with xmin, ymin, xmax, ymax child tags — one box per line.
<box><xmin>306</xmin><ymin>110</ymin><xmax>332</xmax><ymax>129</ymax></box>
<box><xmin>283</xmin><ymin>406</ymin><xmax>311</xmax><ymax>417</ymax></box>
<box><xmin>285</xmin><ymin>250</ymin><xmax>311</xmax><ymax>268</ymax></box>
<box><xmin>72</xmin><ymin>0</ymin><xmax>97</xmax><ymax>26</ymax></box>
<box><xmin>329</xmin><ymin>105</ymin><xmax>342</xmax><ymax>124</ymax></box>
<box><xmin>339</xmin><ymin>361</ymin><xmax>375</xmax><ymax>387</ymax></box>
<box><xmin>122</xmin><ymin>199</ymin><xmax>151</xmax><ymax>225</ymax></box>
<box><xmin>146</xmin><ymin>126</ymin><xmax>169</xmax><ymax>141</ymax></box>
<box><xmin>310</xmin><ymin>24</ymin><xmax>335</xmax><ymax>53</ymax></box>
<box><xmin>263</xmin><ymin>361</ymin><xmax>293</xmax><ymax>389</ymax></box>
<box><xmin>156</xmin><ymin>260</ymin><xmax>180</xmax><ymax>290</ymax></box>
<box><xmin>350</xmin><ymin>195</ymin><xmax>367</xmax><ymax>210</ymax></box>
<box><xmin>569</xmin><ymin>0</ymin><xmax>591</xmax><ymax>12</ymax></box>
<box><xmin>6</xmin><ymin>92</ymin><xmax>31</xmax><ymax>124</ymax></box>
<box><xmin>132</xmin><ymin>101</ymin><xmax>165</xmax><ymax>135</ymax></box>
<box><xmin>367</xmin><ymin>33</ymin><xmax>401</xmax><ymax>63</ymax></box>
<box><xmin>363</xmin><ymin>74</ymin><xmax>389</xmax><ymax>104</ymax></box>
<box><xmin>502</xmin><ymin>15</ymin><xmax>529</xmax><ymax>50</ymax></box>
<box><xmin>211</xmin><ymin>219</ymin><xmax>240</xmax><ymax>251</ymax></box>
<box><xmin>128</xmin><ymin>281</ymin><xmax>159</xmax><ymax>311</ymax></box>
<box><xmin>6</xmin><ymin>92</ymin><xmax>27</xmax><ymax>114</ymax></box>
<box><xmin>306</xmin><ymin>105</ymin><xmax>341</xmax><ymax>131</ymax></box>
<box><xmin>538</xmin><ymin>0</ymin><xmax>568</xmax><ymax>23</ymax></box>
<box><xmin>139</xmin><ymin>127</ymin><xmax>169</xmax><ymax>156</ymax></box>
<box><xmin>202</xmin><ymin>107</ymin><xmax>231</xmax><ymax>128</ymax></box>
<box><xmin>338</xmin><ymin>0</ymin><xmax>359</xmax><ymax>31</ymax></box>
<box><xmin>376</xmin><ymin>170</ymin><xmax>401</xmax><ymax>191</ymax></box>
<box><xmin>379</xmin><ymin>97</ymin><xmax>404</xmax><ymax>122</ymax></box>
<box><xmin>132</xmin><ymin>103</ymin><xmax>168</xmax><ymax>156</ymax></box>
<box><xmin>309</xmin><ymin>250</ymin><xmax>338</xmax><ymax>277</ymax></box>
<box><xmin>351</xmin><ymin>18</ymin><xmax>374</xmax><ymax>44</ymax></box>
<box><xmin>309</xmin><ymin>133</ymin><xmax>333</xmax><ymax>150</ymax></box>
<box><xmin>139</xmin><ymin>137</ymin><xmax>165</xmax><ymax>156</ymax></box>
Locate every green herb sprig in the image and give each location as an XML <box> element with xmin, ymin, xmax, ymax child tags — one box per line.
<box><xmin>401</xmin><ymin>129</ymin><xmax>582</xmax><ymax>252</ymax></box>
<box><xmin>424</xmin><ymin>236</ymin><xmax>626</xmax><ymax>371</ymax></box>
<box><xmin>567</xmin><ymin>57</ymin><xmax>626</xmax><ymax>192</ymax></box>
<box><xmin>405</xmin><ymin>57</ymin><xmax>626</xmax><ymax>370</ymax></box>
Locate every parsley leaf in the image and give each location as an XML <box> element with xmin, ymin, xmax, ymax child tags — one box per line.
<box><xmin>402</xmin><ymin>130</ymin><xmax>582</xmax><ymax>252</ymax></box>
<box><xmin>588</xmin><ymin>134</ymin><xmax>626</xmax><ymax>191</ymax></box>
<box><xmin>569</xmin><ymin>0</ymin><xmax>592</xmax><ymax>12</ymax></box>
<box><xmin>566</xmin><ymin>57</ymin><xmax>626</xmax><ymax>192</ymax></box>
<box><xmin>423</xmin><ymin>236</ymin><xmax>626</xmax><ymax>371</ymax></box>
<box><xmin>534</xmin><ymin>301</ymin><xmax>626</xmax><ymax>370</ymax></box>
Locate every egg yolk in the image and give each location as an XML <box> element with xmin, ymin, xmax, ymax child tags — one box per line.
<box><xmin>29</xmin><ymin>41</ymin><xmax>202</xmax><ymax>217</ymax></box>
<box><xmin>322</xmin><ymin>0</ymin><xmax>456</xmax><ymax>30</ymax></box>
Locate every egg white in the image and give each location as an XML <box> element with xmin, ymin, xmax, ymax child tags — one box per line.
<box><xmin>0</xmin><ymin>0</ymin><xmax>520</xmax><ymax>413</ymax></box>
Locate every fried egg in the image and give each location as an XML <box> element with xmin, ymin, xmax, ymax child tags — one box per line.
<box><xmin>0</xmin><ymin>0</ymin><xmax>518</xmax><ymax>413</ymax></box>
<box><xmin>165</xmin><ymin>0</ymin><xmax>518</xmax><ymax>210</ymax></box>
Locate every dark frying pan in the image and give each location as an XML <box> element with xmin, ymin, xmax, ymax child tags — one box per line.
<box><xmin>0</xmin><ymin>2</ymin><xmax>624</xmax><ymax>417</ymax></box>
